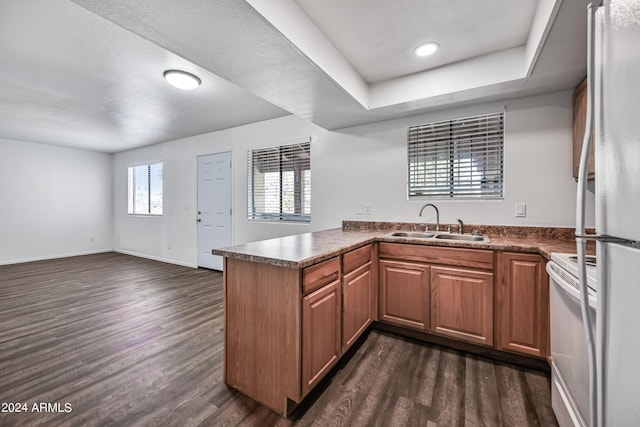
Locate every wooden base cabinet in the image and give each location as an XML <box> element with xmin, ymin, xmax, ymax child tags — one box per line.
<box><xmin>302</xmin><ymin>280</ymin><xmax>341</xmax><ymax>397</ymax></box>
<box><xmin>342</xmin><ymin>262</ymin><xmax>373</xmax><ymax>351</ymax></box>
<box><xmin>224</xmin><ymin>242</ymin><xmax>551</xmax><ymax>415</ymax></box>
<box><xmin>224</xmin><ymin>258</ymin><xmax>302</xmax><ymax>415</ymax></box>
<box><xmin>496</xmin><ymin>252</ymin><xmax>550</xmax><ymax>358</ymax></box>
<box><xmin>224</xmin><ymin>244</ymin><xmax>376</xmax><ymax>415</ymax></box>
<box><xmin>431</xmin><ymin>266</ymin><xmax>494</xmax><ymax>346</ymax></box>
<box><xmin>379</xmin><ymin>260</ymin><xmax>430</xmax><ymax>330</ymax></box>
<box><xmin>378</xmin><ymin>243</ymin><xmax>495</xmax><ymax>345</ymax></box>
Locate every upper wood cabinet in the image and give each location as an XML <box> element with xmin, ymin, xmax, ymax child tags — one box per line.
<box><xmin>496</xmin><ymin>252</ymin><xmax>549</xmax><ymax>358</ymax></box>
<box><xmin>573</xmin><ymin>77</ymin><xmax>595</xmax><ymax>181</ymax></box>
<box><xmin>431</xmin><ymin>266</ymin><xmax>494</xmax><ymax>346</ymax></box>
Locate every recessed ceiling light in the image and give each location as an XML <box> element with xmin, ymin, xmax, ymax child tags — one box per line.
<box><xmin>163</xmin><ymin>70</ymin><xmax>201</xmax><ymax>90</ymax></box>
<box><xmin>415</xmin><ymin>42</ymin><xmax>439</xmax><ymax>57</ymax></box>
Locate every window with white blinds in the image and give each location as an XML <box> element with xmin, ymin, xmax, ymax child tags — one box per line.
<box><xmin>248</xmin><ymin>141</ymin><xmax>311</xmax><ymax>222</ymax></box>
<box><xmin>408</xmin><ymin>112</ymin><xmax>504</xmax><ymax>199</ymax></box>
<box><xmin>127</xmin><ymin>162</ymin><xmax>163</xmax><ymax>215</ymax></box>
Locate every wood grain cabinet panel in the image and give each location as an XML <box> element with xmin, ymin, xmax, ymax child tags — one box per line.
<box><xmin>379</xmin><ymin>243</ymin><xmax>493</xmax><ymax>270</ymax></box>
<box><xmin>430</xmin><ymin>266</ymin><xmax>494</xmax><ymax>346</ymax></box>
<box><xmin>303</xmin><ymin>257</ymin><xmax>341</xmax><ymax>295</ymax></box>
<box><xmin>379</xmin><ymin>260</ymin><xmax>430</xmax><ymax>330</ymax></box>
<box><xmin>302</xmin><ymin>280</ymin><xmax>341</xmax><ymax>397</ymax></box>
<box><xmin>342</xmin><ymin>262</ymin><xmax>373</xmax><ymax>351</ymax></box>
<box><xmin>496</xmin><ymin>252</ymin><xmax>549</xmax><ymax>358</ymax></box>
<box><xmin>343</xmin><ymin>244</ymin><xmax>372</xmax><ymax>274</ymax></box>
<box><xmin>573</xmin><ymin>77</ymin><xmax>595</xmax><ymax>181</ymax></box>
<box><xmin>224</xmin><ymin>258</ymin><xmax>301</xmax><ymax>414</ymax></box>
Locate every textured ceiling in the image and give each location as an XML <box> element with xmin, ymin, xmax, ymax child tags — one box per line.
<box><xmin>0</xmin><ymin>0</ymin><xmax>587</xmax><ymax>153</ymax></box>
<box><xmin>0</xmin><ymin>0</ymin><xmax>288</xmax><ymax>153</ymax></box>
<box><xmin>294</xmin><ymin>0</ymin><xmax>539</xmax><ymax>83</ymax></box>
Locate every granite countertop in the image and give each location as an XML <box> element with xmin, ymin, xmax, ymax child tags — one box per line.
<box><xmin>212</xmin><ymin>229</ymin><xmax>380</xmax><ymax>268</ymax></box>
<box><xmin>212</xmin><ymin>221</ymin><xmax>592</xmax><ymax>269</ymax></box>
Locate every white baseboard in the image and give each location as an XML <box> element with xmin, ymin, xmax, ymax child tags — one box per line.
<box><xmin>0</xmin><ymin>249</ymin><xmax>113</xmax><ymax>266</ymax></box>
<box><xmin>0</xmin><ymin>249</ymin><xmax>199</xmax><ymax>269</ymax></box>
<box><xmin>114</xmin><ymin>249</ymin><xmax>198</xmax><ymax>268</ymax></box>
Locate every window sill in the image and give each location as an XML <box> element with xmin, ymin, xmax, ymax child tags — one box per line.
<box><xmin>247</xmin><ymin>219</ymin><xmax>311</xmax><ymax>225</ymax></box>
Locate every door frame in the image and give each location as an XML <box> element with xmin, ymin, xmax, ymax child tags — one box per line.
<box><xmin>196</xmin><ymin>150</ymin><xmax>233</xmax><ymax>269</ymax></box>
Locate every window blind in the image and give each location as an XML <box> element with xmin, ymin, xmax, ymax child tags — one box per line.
<box><xmin>128</xmin><ymin>162</ymin><xmax>163</xmax><ymax>215</ymax></box>
<box><xmin>248</xmin><ymin>141</ymin><xmax>311</xmax><ymax>221</ymax></box>
<box><xmin>408</xmin><ymin>112</ymin><xmax>504</xmax><ymax>198</ymax></box>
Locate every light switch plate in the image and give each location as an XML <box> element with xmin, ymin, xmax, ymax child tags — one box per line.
<box><xmin>515</xmin><ymin>203</ymin><xmax>527</xmax><ymax>217</ymax></box>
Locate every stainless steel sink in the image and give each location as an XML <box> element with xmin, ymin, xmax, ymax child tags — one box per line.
<box><xmin>389</xmin><ymin>230</ymin><xmax>489</xmax><ymax>242</ymax></box>
<box><xmin>434</xmin><ymin>233</ymin><xmax>485</xmax><ymax>242</ymax></box>
<box><xmin>390</xmin><ymin>231</ymin><xmax>435</xmax><ymax>238</ymax></box>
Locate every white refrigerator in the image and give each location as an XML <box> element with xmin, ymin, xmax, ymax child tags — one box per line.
<box><xmin>577</xmin><ymin>1</ymin><xmax>640</xmax><ymax>426</ymax></box>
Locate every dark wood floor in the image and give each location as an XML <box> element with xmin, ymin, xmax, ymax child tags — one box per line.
<box><xmin>0</xmin><ymin>253</ymin><xmax>557</xmax><ymax>426</ymax></box>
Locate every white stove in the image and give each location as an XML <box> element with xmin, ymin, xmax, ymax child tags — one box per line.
<box><xmin>547</xmin><ymin>253</ymin><xmax>597</xmax><ymax>427</ymax></box>
<box><xmin>549</xmin><ymin>252</ymin><xmax>598</xmax><ymax>295</ymax></box>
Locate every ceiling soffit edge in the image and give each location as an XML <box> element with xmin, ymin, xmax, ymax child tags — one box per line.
<box><xmin>247</xmin><ymin>0</ymin><xmax>564</xmax><ymax>111</ymax></box>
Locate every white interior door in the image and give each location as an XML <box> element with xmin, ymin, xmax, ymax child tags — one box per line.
<box><xmin>197</xmin><ymin>152</ymin><xmax>232</xmax><ymax>270</ymax></box>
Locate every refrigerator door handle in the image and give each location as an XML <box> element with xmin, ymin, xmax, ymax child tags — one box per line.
<box><xmin>576</xmin><ymin>2</ymin><xmax>603</xmax><ymax>426</ymax></box>
<box><xmin>576</xmin><ymin>233</ymin><xmax>640</xmax><ymax>248</ymax></box>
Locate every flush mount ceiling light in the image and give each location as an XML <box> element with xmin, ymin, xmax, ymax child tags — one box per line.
<box><xmin>163</xmin><ymin>70</ymin><xmax>201</xmax><ymax>90</ymax></box>
<box><xmin>414</xmin><ymin>42</ymin><xmax>439</xmax><ymax>57</ymax></box>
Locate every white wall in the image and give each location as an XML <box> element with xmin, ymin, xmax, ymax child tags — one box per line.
<box><xmin>112</xmin><ymin>91</ymin><xmax>595</xmax><ymax>267</ymax></box>
<box><xmin>0</xmin><ymin>138</ymin><xmax>113</xmax><ymax>264</ymax></box>
<box><xmin>112</xmin><ymin>116</ymin><xmax>324</xmax><ymax>267</ymax></box>
<box><xmin>315</xmin><ymin>91</ymin><xmax>596</xmax><ymax>229</ymax></box>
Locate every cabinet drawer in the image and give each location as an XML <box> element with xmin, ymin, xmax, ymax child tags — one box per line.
<box><xmin>343</xmin><ymin>244</ymin><xmax>372</xmax><ymax>274</ymax></box>
<box><xmin>379</xmin><ymin>242</ymin><xmax>494</xmax><ymax>270</ymax></box>
<box><xmin>303</xmin><ymin>257</ymin><xmax>341</xmax><ymax>295</ymax></box>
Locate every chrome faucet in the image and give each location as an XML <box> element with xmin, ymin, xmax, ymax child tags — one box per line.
<box><xmin>418</xmin><ymin>203</ymin><xmax>440</xmax><ymax>231</ymax></box>
<box><xmin>457</xmin><ymin>218</ymin><xmax>464</xmax><ymax>234</ymax></box>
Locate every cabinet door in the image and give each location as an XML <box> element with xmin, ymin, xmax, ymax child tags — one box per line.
<box><xmin>573</xmin><ymin>77</ymin><xmax>595</xmax><ymax>180</ymax></box>
<box><xmin>431</xmin><ymin>266</ymin><xmax>494</xmax><ymax>346</ymax></box>
<box><xmin>379</xmin><ymin>260</ymin><xmax>429</xmax><ymax>330</ymax></box>
<box><xmin>302</xmin><ymin>280</ymin><xmax>341</xmax><ymax>397</ymax></box>
<box><xmin>497</xmin><ymin>252</ymin><xmax>549</xmax><ymax>358</ymax></box>
<box><xmin>342</xmin><ymin>262</ymin><xmax>372</xmax><ymax>351</ymax></box>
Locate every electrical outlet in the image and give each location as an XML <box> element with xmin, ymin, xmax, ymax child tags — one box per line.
<box><xmin>356</xmin><ymin>204</ymin><xmax>370</xmax><ymax>215</ymax></box>
<box><xmin>515</xmin><ymin>203</ymin><xmax>527</xmax><ymax>218</ymax></box>
<box><xmin>89</xmin><ymin>236</ymin><xmax>95</xmax><ymax>243</ymax></box>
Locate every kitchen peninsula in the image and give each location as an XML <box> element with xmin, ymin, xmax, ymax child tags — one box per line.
<box><xmin>213</xmin><ymin>222</ymin><xmax>583</xmax><ymax>416</ymax></box>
